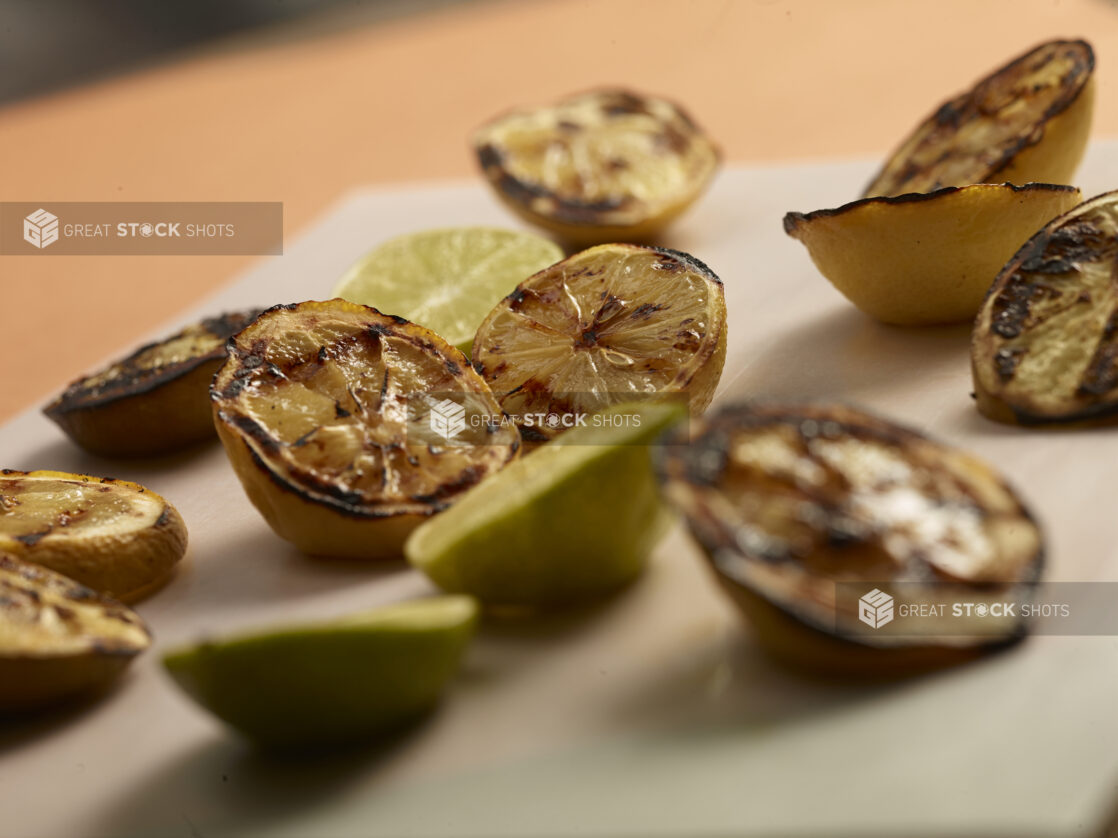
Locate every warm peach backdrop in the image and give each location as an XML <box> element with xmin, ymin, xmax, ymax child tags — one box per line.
<box><xmin>1</xmin><ymin>0</ymin><xmax>1115</xmax><ymax>422</ymax></box>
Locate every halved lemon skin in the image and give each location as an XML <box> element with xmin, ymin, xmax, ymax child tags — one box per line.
<box><xmin>0</xmin><ymin>469</ymin><xmax>187</xmax><ymax>603</ymax></box>
<box><xmin>43</xmin><ymin>310</ymin><xmax>263</xmax><ymax>458</ymax></box>
<box><xmin>973</xmin><ymin>190</ymin><xmax>1118</xmax><ymax>426</ymax></box>
<box><xmin>864</xmin><ymin>39</ymin><xmax>1095</xmax><ymax>197</ymax></box>
<box><xmin>784</xmin><ymin>183</ymin><xmax>1081</xmax><ymax>325</ymax></box>
<box><xmin>656</xmin><ymin>403</ymin><xmax>1044</xmax><ymax>678</ymax></box>
<box><xmin>474</xmin><ymin>89</ymin><xmax>720</xmax><ymax>246</ymax></box>
<box><xmin>0</xmin><ymin>553</ymin><xmax>151</xmax><ymax>712</ymax></box>
<box><xmin>212</xmin><ymin>301</ymin><xmax>519</xmax><ymax>560</ymax></box>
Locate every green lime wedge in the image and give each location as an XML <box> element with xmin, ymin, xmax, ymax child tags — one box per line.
<box><xmin>162</xmin><ymin>595</ymin><xmax>478</xmax><ymax>750</ymax></box>
<box><xmin>331</xmin><ymin>227</ymin><xmax>563</xmax><ymax>355</ymax></box>
<box><xmin>405</xmin><ymin>402</ymin><xmax>687</xmax><ymax>608</ymax></box>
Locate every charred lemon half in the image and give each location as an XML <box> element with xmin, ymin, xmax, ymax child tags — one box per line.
<box><xmin>656</xmin><ymin>403</ymin><xmax>1043</xmax><ymax>677</ymax></box>
<box><xmin>864</xmin><ymin>39</ymin><xmax>1095</xmax><ymax>198</ymax></box>
<box><xmin>473</xmin><ymin>88</ymin><xmax>719</xmax><ymax>245</ymax></box>
<box><xmin>211</xmin><ymin>300</ymin><xmax>520</xmax><ymax>559</ymax></box>
<box><xmin>0</xmin><ymin>553</ymin><xmax>151</xmax><ymax>711</ymax></box>
<box><xmin>44</xmin><ymin>309</ymin><xmax>262</xmax><ymax>458</ymax></box>
<box><xmin>0</xmin><ymin>470</ymin><xmax>187</xmax><ymax>603</ymax></box>
<box><xmin>785</xmin><ymin>183</ymin><xmax>1080</xmax><ymax>325</ymax></box>
<box><xmin>973</xmin><ymin>191</ymin><xmax>1118</xmax><ymax>425</ymax></box>
<box><xmin>471</xmin><ymin>243</ymin><xmax>727</xmax><ymax>443</ymax></box>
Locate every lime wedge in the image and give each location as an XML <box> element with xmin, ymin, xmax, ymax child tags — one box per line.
<box><xmin>405</xmin><ymin>401</ymin><xmax>687</xmax><ymax>608</ymax></box>
<box><xmin>331</xmin><ymin>227</ymin><xmax>563</xmax><ymax>355</ymax></box>
<box><xmin>162</xmin><ymin>596</ymin><xmax>478</xmax><ymax>750</ymax></box>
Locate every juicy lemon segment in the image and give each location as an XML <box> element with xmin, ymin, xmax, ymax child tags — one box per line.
<box><xmin>332</xmin><ymin>228</ymin><xmax>563</xmax><ymax>355</ymax></box>
<box><xmin>163</xmin><ymin>596</ymin><xmax>478</xmax><ymax>749</ymax></box>
<box><xmin>43</xmin><ymin>309</ymin><xmax>262</xmax><ymax>458</ymax></box>
<box><xmin>973</xmin><ymin>191</ymin><xmax>1118</xmax><ymax>425</ymax></box>
<box><xmin>0</xmin><ymin>553</ymin><xmax>151</xmax><ymax>710</ymax></box>
<box><xmin>474</xmin><ymin>89</ymin><xmax>720</xmax><ymax>245</ymax></box>
<box><xmin>865</xmin><ymin>39</ymin><xmax>1095</xmax><ymax>197</ymax></box>
<box><xmin>211</xmin><ymin>300</ymin><xmax>520</xmax><ymax>559</ymax></box>
<box><xmin>784</xmin><ymin>183</ymin><xmax>1081</xmax><ymax>325</ymax></box>
<box><xmin>656</xmin><ymin>403</ymin><xmax>1043</xmax><ymax>676</ymax></box>
<box><xmin>471</xmin><ymin>244</ymin><xmax>727</xmax><ymax>442</ymax></box>
<box><xmin>0</xmin><ymin>470</ymin><xmax>187</xmax><ymax>603</ymax></box>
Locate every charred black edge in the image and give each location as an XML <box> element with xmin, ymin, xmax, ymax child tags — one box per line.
<box><xmin>783</xmin><ymin>182</ymin><xmax>1078</xmax><ymax>235</ymax></box>
<box><xmin>654</xmin><ymin>400</ymin><xmax>1045</xmax><ymax>652</ymax></box>
<box><xmin>862</xmin><ymin>38</ymin><xmax>1095</xmax><ymax>197</ymax></box>
<box><xmin>44</xmin><ymin>308</ymin><xmax>265</xmax><ymax>416</ymax></box>
<box><xmin>472</xmin><ymin>87</ymin><xmax>719</xmax><ymax>228</ymax></box>
<box><xmin>974</xmin><ymin>190</ymin><xmax>1118</xmax><ymax>423</ymax></box>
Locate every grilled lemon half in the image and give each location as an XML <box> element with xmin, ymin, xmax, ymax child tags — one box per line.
<box><xmin>656</xmin><ymin>403</ymin><xmax>1043</xmax><ymax>677</ymax></box>
<box><xmin>785</xmin><ymin>183</ymin><xmax>1080</xmax><ymax>325</ymax></box>
<box><xmin>211</xmin><ymin>300</ymin><xmax>520</xmax><ymax>559</ymax></box>
<box><xmin>864</xmin><ymin>39</ymin><xmax>1094</xmax><ymax>197</ymax></box>
<box><xmin>44</xmin><ymin>309</ymin><xmax>262</xmax><ymax>458</ymax></box>
<box><xmin>0</xmin><ymin>553</ymin><xmax>151</xmax><ymax>711</ymax></box>
<box><xmin>0</xmin><ymin>469</ymin><xmax>187</xmax><ymax>602</ymax></box>
<box><xmin>973</xmin><ymin>190</ymin><xmax>1118</xmax><ymax>425</ymax></box>
<box><xmin>471</xmin><ymin>243</ymin><xmax>726</xmax><ymax>443</ymax></box>
<box><xmin>473</xmin><ymin>88</ymin><xmax>720</xmax><ymax>245</ymax></box>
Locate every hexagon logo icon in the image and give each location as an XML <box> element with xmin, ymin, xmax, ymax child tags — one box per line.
<box><xmin>23</xmin><ymin>209</ymin><xmax>59</xmax><ymax>249</ymax></box>
<box><xmin>858</xmin><ymin>588</ymin><xmax>894</xmax><ymax>629</ymax></box>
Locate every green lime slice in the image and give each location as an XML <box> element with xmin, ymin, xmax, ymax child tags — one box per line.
<box><xmin>405</xmin><ymin>401</ymin><xmax>688</xmax><ymax>608</ymax></box>
<box><xmin>162</xmin><ymin>595</ymin><xmax>478</xmax><ymax>750</ymax></box>
<box><xmin>331</xmin><ymin>227</ymin><xmax>564</xmax><ymax>355</ymax></box>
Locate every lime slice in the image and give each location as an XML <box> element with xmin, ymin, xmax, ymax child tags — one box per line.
<box><xmin>162</xmin><ymin>595</ymin><xmax>478</xmax><ymax>750</ymax></box>
<box><xmin>331</xmin><ymin>227</ymin><xmax>564</xmax><ymax>355</ymax></box>
<box><xmin>405</xmin><ymin>401</ymin><xmax>687</xmax><ymax>608</ymax></box>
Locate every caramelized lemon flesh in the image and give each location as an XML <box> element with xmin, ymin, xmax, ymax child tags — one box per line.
<box><xmin>43</xmin><ymin>309</ymin><xmax>262</xmax><ymax>457</ymax></box>
<box><xmin>471</xmin><ymin>244</ymin><xmax>727</xmax><ymax>443</ymax></box>
<box><xmin>864</xmin><ymin>39</ymin><xmax>1094</xmax><ymax>197</ymax></box>
<box><xmin>0</xmin><ymin>470</ymin><xmax>187</xmax><ymax>603</ymax></box>
<box><xmin>657</xmin><ymin>403</ymin><xmax>1043</xmax><ymax>676</ymax></box>
<box><xmin>211</xmin><ymin>300</ymin><xmax>519</xmax><ymax>559</ymax></box>
<box><xmin>973</xmin><ymin>191</ymin><xmax>1118</xmax><ymax>425</ymax></box>
<box><xmin>0</xmin><ymin>553</ymin><xmax>150</xmax><ymax>711</ymax></box>
<box><xmin>474</xmin><ymin>89</ymin><xmax>720</xmax><ymax>245</ymax></box>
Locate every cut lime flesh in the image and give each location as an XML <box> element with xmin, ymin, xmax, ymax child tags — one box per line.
<box><xmin>332</xmin><ymin>227</ymin><xmax>563</xmax><ymax>355</ymax></box>
<box><xmin>406</xmin><ymin>402</ymin><xmax>688</xmax><ymax>607</ymax></box>
<box><xmin>162</xmin><ymin>596</ymin><xmax>478</xmax><ymax>749</ymax></box>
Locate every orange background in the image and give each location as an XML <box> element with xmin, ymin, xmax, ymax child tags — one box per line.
<box><xmin>1</xmin><ymin>0</ymin><xmax>1115</xmax><ymax>423</ymax></box>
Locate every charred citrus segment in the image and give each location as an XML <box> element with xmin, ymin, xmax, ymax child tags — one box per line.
<box><xmin>43</xmin><ymin>309</ymin><xmax>263</xmax><ymax>458</ymax></box>
<box><xmin>406</xmin><ymin>402</ymin><xmax>686</xmax><ymax>608</ymax></box>
<box><xmin>865</xmin><ymin>39</ymin><xmax>1095</xmax><ymax>197</ymax></box>
<box><xmin>332</xmin><ymin>228</ymin><xmax>563</xmax><ymax>356</ymax></box>
<box><xmin>973</xmin><ymin>191</ymin><xmax>1118</xmax><ymax>424</ymax></box>
<box><xmin>784</xmin><ymin>183</ymin><xmax>1081</xmax><ymax>325</ymax></box>
<box><xmin>0</xmin><ymin>553</ymin><xmax>151</xmax><ymax>711</ymax></box>
<box><xmin>211</xmin><ymin>300</ymin><xmax>519</xmax><ymax>559</ymax></box>
<box><xmin>656</xmin><ymin>403</ymin><xmax>1043</xmax><ymax>676</ymax></box>
<box><xmin>0</xmin><ymin>470</ymin><xmax>187</xmax><ymax>603</ymax></box>
<box><xmin>163</xmin><ymin>595</ymin><xmax>478</xmax><ymax>749</ymax></box>
<box><xmin>473</xmin><ymin>89</ymin><xmax>720</xmax><ymax>245</ymax></box>
<box><xmin>471</xmin><ymin>244</ymin><xmax>726</xmax><ymax>443</ymax></box>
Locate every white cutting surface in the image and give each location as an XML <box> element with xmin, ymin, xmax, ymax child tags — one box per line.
<box><xmin>4</xmin><ymin>146</ymin><xmax>1118</xmax><ymax>838</ymax></box>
